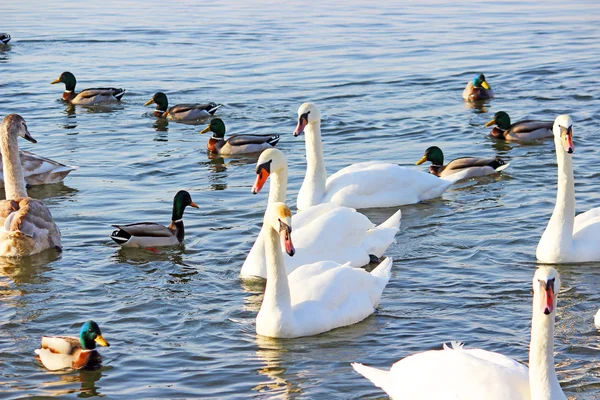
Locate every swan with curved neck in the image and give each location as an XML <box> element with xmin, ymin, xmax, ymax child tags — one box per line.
<box><xmin>0</xmin><ymin>115</ymin><xmax>62</xmax><ymax>256</ymax></box>
<box><xmin>241</xmin><ymin>148</ymin><xmax>401</xmax><ymax>279</ymax></box>
<box><xmin>352</xmin><ymin>266</ymin><xmax>566</xmax><ymax>399</ymax></box>
<box><xmin>256</xmin><ymin>202</ymin><xmax>393</xmax><ymax>338</ymax></box>
<box><xmin>536</xmin><ymin>115</ymin><xmax>600</xmax><ymax>263</ymax></box>
<box><xmin>293</xmin><ymin>102</ymin><xmax>463</xmax><ymax>210</ymax></box>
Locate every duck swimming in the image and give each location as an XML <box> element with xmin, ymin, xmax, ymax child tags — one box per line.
<box><xmin>415</xmin><ymin>146</ymin><xmax>508</xmax><ymax>180</ymax></box>
<box><xmin>144</xmin><ymin>92</ymin><xmax>222</xmax><ymax>121</ymax></box>
<box><xmin>462</xmin><ymin>73</ymin><xmax>494</xmax><ymax>101</ymax></box>
<box><xmin>200</xmin><ymin>118</ymin><xmax>279</xmax><ymax>155</ymax></box>
<box><xmin>51</xmin><ymin>71</ymin><xmax>125</xmax><ymax>105</ymax></box>
<box><xmin>484</xmin><ymin>111</ymin><xmax>553</xmax><ymax>142</ymax></box>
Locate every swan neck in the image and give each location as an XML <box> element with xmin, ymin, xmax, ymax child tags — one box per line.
<box><xmin>261</xmin><ymin>222</ymin><xmax>292</xmax><ymax>316</ymax></box>
<box><xmin>1</xmin><ymin>133</ymin><xmax>27</xmax><ymax>199</ymax></box>
<box><xmin>529</xmin><ymin>307</ymin><xmax>561</xmax><ymax>399</ymax></box>
<box><xmin>268</xmin><ymin>164</ymin><xmax>288</xmax><ymax>204</ymax></box>
<box><xmin>299</xmin><ymin>122</ymin><xmax>326</xmax><ymax>208</ymax></box>
<box><xmin>546</xmin><ymin>135</ymin><xmax>575</xmax><ymax>253</ymax></box>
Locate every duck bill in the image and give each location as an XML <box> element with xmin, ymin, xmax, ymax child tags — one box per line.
<box><xmin>252</xmin><ymin>169</ymin><xmax>270</xmax><ymax>194</ymax></box>
<box><xmin>95</xmin><ymin>335</ymin><xmax>110</xmax><ymax>347</ymax></box>
<box><xmin>484</xmin><ymin>118</ymin><xmax>496</xmax><ymax>127</ymax></box>
<box><xmin>280</xmin><ymin>227</ymin><xmax>295</xmax><ymax>256</ymax></box>
<box><xmin>143</xmin><ymin>99</ymin><xmax>154</xmax><ymax>106</ymax></box>
<box><xmin>481</xmin><ymin>81</ymin><xmax>490</xmax><ymax>90</ymax></box>
<box><xmin>293</xmin><ymin>118</ymin><xmax>307</xmax><ymax>137</ymax></box>
<box><xmin>542</xmin><ymin>286</ymin><xmax>554</xmax><ymax>315</ymax></box>
<box><xmin>415</xmin><ymin>155</ymin><xmax>427</xmax><ymax>165</ymax></box>
<box><xmin>200</xmin><ymin>125</ymin><xmax>211</xmax><ymax>134</ymax></box>
<box><xmin>189</xmin><ymin>201</ymin><xmax>199</xmax><ymax>209</ymax></box>
<box><xmin>50</xmin><ymin>78</ymin><xmax>61</xmax><ymax>85</ymax></box>
<box><xmin>561</xmin><ymin>127</ymin><xmax>574</xmax><ymax>154</ymax></box>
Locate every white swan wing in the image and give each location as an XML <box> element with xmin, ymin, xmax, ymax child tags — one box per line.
<box><xmin>324</xmin><ymin>162</ymin><xmax>452</xmax><ymax>209</ymax></box>
<box><xmin>571</xmin><ymin>214</ymin><xmax>600</xmax><ymax>262</ymax></box>
<box><xmin>574</xmin><ymin>206</ymin><xmax>600</xmax><ymax>232</ymax></box>
<box><xmin>355</xmin><ymin>346</ymin><xmax>529</xmax><ymax>400</ymax></box>
<box><xmin>286</xmin><ymin>258</ymin><xmax>393</xmax><ymax>337</ymax></box>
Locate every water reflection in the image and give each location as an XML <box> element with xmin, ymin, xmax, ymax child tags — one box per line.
<box><xmin>153</xmin><ymin>118</ymin><xmax>169</xmax><ymax>135</ymax></box>
<box><xmin>0</xmin><ymin>250</ymin><xmax>60</xmax><ymax>285</ymax></box>
<box><xmin>26</xmin><ymin>182</ymin><xmax>78</xmax><ymax>201</ymax></box>
<box><xmin>464</xmin><ymin>99</ymin><xmax>490</xmax><ymax>113</ymax></box>
<box><xmin>253</xmin><ymin>336</ymin><xmax>303</xmax><ymax>398</ymax></box>
<box><xmin>111</xmin><ymin>245</ymin><xmax>186</xmax><ymax>266</ymax></box>
<box><xmin>38</xmin><ymin>367</ymin><xmax>105</xmax><ymax>398</ymax></box>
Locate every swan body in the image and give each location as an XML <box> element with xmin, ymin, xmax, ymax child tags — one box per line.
<box><xmin>352</xmin><ymin>267</ymin><xmax>566</xmax><ymax>400</ymax></box>
<box><xmin>256</xmin><ymin>202</ymin><xmax>393</xmax><ymax>338</ymax></box>
<box><xmin>462</xmin><ymin>73</ymin><xmax>494</xmax><ymax>101</ymax></box>
<box><xmin>595</xmin><ymin>310</ymin><xmax>600</xmax><ymax>328</ymax></box>
<box><xmin>144</xmin><ymin>92</ymin><xmax>222</xmax><ymax>121</ymax></box>
<box><xmin>0</xmin><ymin>114</ymin><xmax>62</xmax><ymax>257</ymax></box>
<box><xmin>241</xmin><ymin>148</ymin><xmax>400</xmax><ymax>278</ymax></box>
<box><xmin>536</xmin><ymin>115</ymin><xmax>600</xmax><ymax>263</ymax></box>
<box><xmin>51</xmin><ymin>71</ymin><xmax>125</xmax><ymax>105</ymax></box>
<box><xmin>294</xmin><ymin>102</ymin><xmax>461</xmax><ymax>210</ymax></box>
<box><xmin>416</xmin><ymin>146</ymin><xmax>508</xmax><ymax>179</ymax></box>
<box><xmin>110</xmin><ymin>190</ymin><xmax>198</xmax><ymax>248</ymax></box>
<box><xmin>35</xmin><ymin>321</ymin><xmax>109</xmax><ymax>371</ymax></box>
<box><xmin>485</xmin><ymin>111</ymin><xmax>553</xmax><ymax>142</ymax></box>
<box><xmin>200</xmin><ymin>118</ymin><xmax>279</xmax><ymax>155</ymax></box>
<box><xmin>0</xmin><ymin>150</ymin><xmax>77</xmax><ymax>187</ymax></box>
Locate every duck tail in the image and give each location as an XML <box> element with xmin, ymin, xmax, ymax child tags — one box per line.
<box><xmin>491</xmin><ymin>158</ymin><xmax>510</xmax><ymax>172</ymax></box>
<box><xmin>267</xmin><ymin>135</ymin><xmax>280</xmax><ymax>147</ymax></box>
<box><xmin>113</xmin><ymin>89</ymin><xmax>126</xmax><ymax>101</ymax></box>
<box><xmin>208</xmin><ymin>104</ymin><xmax>223</xmax><ymax>114</ymax></box>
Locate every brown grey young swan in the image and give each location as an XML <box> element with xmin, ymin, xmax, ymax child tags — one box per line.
<box><xmin>0</xmin><ymin>114</ymin><xmax>61</xmax><ymax>256</ymax></box>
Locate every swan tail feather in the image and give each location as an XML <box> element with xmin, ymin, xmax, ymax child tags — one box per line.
<box><xmin>370</xmin><ymin>257</ymin><xmax>393</xmax><ymax>280</ymax></box>
<box><xmin>351</xmin><ymin>362</ymin><xmax>390</xmax><ymax>389</ymax></box>
<box><xmin>377</xmin><ymin>209</ymin><xmax>402</xmax><ymax>229</ymax></box>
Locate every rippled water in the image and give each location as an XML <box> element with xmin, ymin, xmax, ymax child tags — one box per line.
<box><xmin>1</xmin><ymin>0</ymin><xmax>600</xmax><ymax>398</ymax></box>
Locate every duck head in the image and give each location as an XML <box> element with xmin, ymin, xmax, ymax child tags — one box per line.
<box><xmin>253</xmin><ymin>148</ymin><xmax>287</xmax><ymax>194</ymax></box>
<box><xmin>51</xmin><ymin>71</ymin><xmax>77</xmax><ymax>92</ymax></box>
<box><xmin>80</xmin><ymin>320</ymin><xmax>110</xmax><ymax>350</ymax></box>
<box><xmin>416</xmin><ymin>146</ymin><xmax>444</xmax><ymax>166</ymax></box>
<box><xmin>200</xmin><ymin>118</ymin><xmax>226</xmax><ymax>139</ymax></box>
<box><xmin>294</xmin><ymin>102</ymin><xmax>321</xmax><ymax>136</ymax></box>
<box><xmin>172</xmin><ymin>190</ymin><xmax>199</xmax><ymax>222</ymax></box>
<box><xmin>472</xmin><ymin>73</ymin><xmax>490</xmax><ymax>90</ymax></box>
<box><xmin>144</xmin><ymin>92</ymin><xmax>169</xmax><ymax>111</ymax></box>
<box><xmin>484</xmin><ymin>111</ymin><xmax>511</xmax><ymax>130</ymax></box>
<box><xmin>553</xmin><ymin>115</ymin><xmax>573</xmax><ymax>154</ymax></box>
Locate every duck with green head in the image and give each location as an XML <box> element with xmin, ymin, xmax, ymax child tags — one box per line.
<box><xmin>462</xmin><ymin>73</ymin><xmax>494</xmax><ymax>101</ymax></box>
<box><xmin>51</xmin><ymin>71</ymin><xmax>125</xmax><ymax>105</ymax></box>
<box><xmin>35</xmin><ymin>320</ymin><xmax>110</xmax><ymax>371</ymax></box>
<box><xmin>110</xmin><ymin>190</ymin><xmax>199</xmax><ymax>247</ymax></box>
<box><xmin>144</xmin><ymin>92</ymin><xmax>222</xmax><ymax>121</ymax></box>
<box><xmin>416</xmin><ymin>146</ymin><xmax>508</xmax><ymax>180</ymax></box>
<box><xmin>200</xmin><ymin>118</ymin><xmax>280</xmax><ymax>155</ymax></box>
<box><xmin>484</xmin><ymin>111</ymin><xmax>553</xmax><ymax>142</ymax></box>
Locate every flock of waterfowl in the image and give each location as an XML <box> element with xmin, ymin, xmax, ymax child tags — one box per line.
<box><xmin>1</xmin><ymin>31</ymin><xmax>596</xmax><ymax>398</ymax></box>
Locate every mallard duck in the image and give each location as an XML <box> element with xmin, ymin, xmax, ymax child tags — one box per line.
<box><xmin>110</xmin><ymin>190</ymin><xmax>198</xmax><ymax>247</ymax></box>
<box><xmin>0</xmin><ymin>150</ymin><xmax>77</xmax><ymax>187</ymax></box>
<box><xmin>484</xmin><ymin>111</ymin><xmax>553</xmax><ymax>141</ymax></box>
<box><xmin>144</xmin><ymin>92</ymin><xmax>222</xmax><ymax>121</ymax></box>
<box><xmin>200</xmin><ymin>118</ymin><xmax>280</xmax><ymax>155</ymax></box>
<box><xmin>50</xmin><ymin>71</ymin><xmax>125</xmax><ymax>105</ymax></box>
<box><xmin>0</xmin><ymin>33</ymin><xmax>10</xmax><ymax>45</ymax></box>
<box><xmin>462</xmin><ymin>73</ymin><xmax>494</xmax><ymax>101</ymax></box>
<box><xmin>352</xmin><ymin>267</ymin><xmax>566</xmax><ymax>400</ymax></box>
<box><xmin>415</xmin><ymin>146</ymin><xmax>508</xmax><ymax>179</ymax></box>
<box><xmin>35</xmin><ymin>320</ymin><xmax>110</xmax><ymax>371</ymax></box>
<box><xmin>0</xmin><ymin>114</ymin><xmax>62</xmax><ymax>257</ymax></box>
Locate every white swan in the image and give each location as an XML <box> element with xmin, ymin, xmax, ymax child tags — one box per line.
<box><xmin>256</xmin><ymin>202</ymin><xmax>393</xmax><ymax>338</ymax></box>
<box><xmin>595</xmin><ymin>310</ymin><xmax>600</xmax><ymax>329</ymax></box>
<box><xmin>293</xmin><ymin>102</ymin><xmax>466</xmax><ymax>210</ymax></box>
<box><xmin>536</xmin><ymin>115</ymin><xmax>600</xmax><ymax>263</ymax></box>
<box><xmin>352</xmin><ymin>266</ymin><xmax>566</xmax><ymax>400</ymax></box>
<box><xmin>0</xmin><ymin>114</ymin><xmax>61</xmax><ymax>256</ymax></box>
<box><xmin>241</xmin><ymin>148</ymin><xmax>401</xmax><ymax>279</ymax></box>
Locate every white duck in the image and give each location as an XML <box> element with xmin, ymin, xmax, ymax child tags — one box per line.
<box><xmin>293</xmin><ymin>102</ymin><xmax>466</xmax><ymax>210</ymax></box>
<box><xmin>241</xmin><ymin>148</ymin><xmax>401</xmax><ymax>279</ymax></box>
<box><xmin>352</xmin><ymin>266</ymin><xmax>566</xmax><ymax>400</ymax></box>
<box><xmin>256</xmin><ymin>202</ymin><xmax>393</xmax><ymax>338</ymax></box>
<box><xmin>0</xmin><ymin>114</ymin><xmax>62</xmax><ymax>256</ymax></box>
<box><xmin>536</xmin><ymin>115</ymin><xmax>600</xmax><ymax>263</ymax></box>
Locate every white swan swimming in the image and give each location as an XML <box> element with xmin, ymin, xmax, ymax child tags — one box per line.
<box><xmin>536</xmin><ymin>115</ymin><xmax>600</xmax><ymax>263</ymax></box>
<box><xmin>293</xmin><ymin>102</ymin><xmax>467</xmax><ymax>210</ymax></box>
<box><xmin>352</xmin><ymin>266</ymin><xmax>566</xmax><ymax>399</ymax></box>
<box><xmin>256</xmin><ymin>202</ymin><xmax>393</xmax><ymax>338</ymax></box>
<box><xmin>241</xmin><ymin>148</ymin><xmax>401</xmax><ymax>279</ymax></box>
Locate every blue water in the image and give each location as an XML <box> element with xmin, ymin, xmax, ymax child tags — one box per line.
<box><xmin>1</xmin><ymin>0</ymin><xmax>600</xmax><ymax>398</ymax></box>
